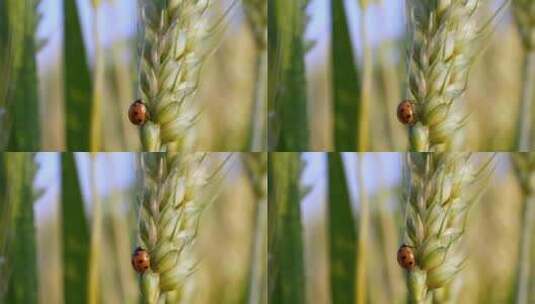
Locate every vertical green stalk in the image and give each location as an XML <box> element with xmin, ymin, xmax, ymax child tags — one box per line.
<box><xmin>268</xmin><ymin>153</ymin><xmax>305</xmax><ymax>303</ymax></box>
<box><xmin>6</xmin><ymin>0</ymin><xmax>41</xmax><ymax>151</ymax></box>
<box><xmin>330</xmin><ymin>0</ymin><xmax>361</xmax><ymax>151</ymax></box>
<box><xmin>88</xmin><ymin>154</ymin><xmax>102</xmax><ymax>304</ymax></box>
<box><xmin>249</xmin><ymin>51</ymin><xmax>268</xmax><ymax>151</ymax></box>
<box><xmin>64</xmin><ymin>0</ymin><xmax>93</xmax><ymax>150</ymax></box>
<box><xmin>327</xmin><ymin>153</ymin><xmax>356</xmax><ymax>303</ymax></box>
<box><xmin>513</xmin><ymin>0</ymin><xmax>535</xmax><ymax>150</ymax></box>
<box><xmin>516</xmin><ymin>52</ymin><xmax>535</xmax><ymax>151</ymax></box>
<box><xmin>355</xmin><ymin>154</ymin><xmax>368</xmax><ymax>304</ymax></box>
<box><xmin>268</xmin><ymin>1</ymin><xmax>310</xmax><ymax>151</ymax></box>
<box><xmin>243</xmin><ymin>0</ymin><xmax>267</xmax><ymax>151</ymax></box>
<box><xmin>61</xmin><ymin>153</ymin><xmax>90</xmax><ymax>303</ymax></box>
<box><xmin>511</xmin><ymin>154</ymin><xmax>535</xmax><ymax>304</ymax></box>
<box><xmin>5</xmin><ymin>153</ymin><xmax>38</xmax><ymax>303</ymax></box>
<box><xmin>242</xmin><ymin>153</ymin><xmax>268</xmax><ymax>304</ymax></box>
<box><xmin>357</xmin><ymin>5</ymin><xmax>371</xmax><ymax>152</ymax></box>
<box><xmin>90</xmin><ymin>1</ymin><xmax>103</xmax><ymax>152</ymax></box>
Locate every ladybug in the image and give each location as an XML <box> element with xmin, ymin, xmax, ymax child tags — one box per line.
<box><xmin>131</xmin><ymin>247</ymin><xmax>150</xmax><ymax>273</ymax></box>
<box><xmin>128</xmin><ymin>99</ymin><xmax>149</xmax><ymax>125</ymax></box>
<box><xmin>397</xmin><ymin>244</ymin><xmax>416</xmax><ymax>270</ymax></box>
<box><xmin>397</xmin><ymin>100</ymin><xmax>417</xmax><ymax>125</ymax></box>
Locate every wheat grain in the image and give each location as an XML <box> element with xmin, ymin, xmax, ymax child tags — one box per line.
<box><xmin>138</xmin><ymin>0</ymin><xmax>214</xmax><ymax>152</ymax></box>
<box><xmin>401</xmin><ymin>153</ymin><xmax>492</xmax><ymax>303</ymax></box>
<box><xmin>136</xmin><ymin>152</ymin><xmax>211</xmax><ymax>303</ymax></box>
<box><xmin>405</xmin><ymin>1</ymin><xmax>481</xmax><ymax>151</ymax></box>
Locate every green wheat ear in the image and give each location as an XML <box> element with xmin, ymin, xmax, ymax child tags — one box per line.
<box><xmin>402</xmin><ymin>153</ymin><xmax>493</xmax><ymax>303</ymax></box>
<box><xmin>138</xmin><ymin>0</ymin><xmax>217</xmax><ymax>152</ymax></box>
<box><xmin>137</xmin><ymin>152</ymin><xmax>217</xmax><ymax>304</ymax></box>
<box><xmin>405</xmin><ymin>1</ymin><xmax>483</xmax><ymax>151</ymax></box>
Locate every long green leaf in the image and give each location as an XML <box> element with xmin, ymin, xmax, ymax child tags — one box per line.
<box><xmin>5</xmin><ymin>153</ymin><xmax>38</xmax><ymax>303</ymax></box>
<box><xmin>61</xmin><ymin>153</ymin><xmax>89</xmax><ymax>303</ymax></box>
<box><xmin>5</xmin><ymin>0</ymin><xmax>41</xmax><ymax>151</ymax></box>
<box><xmin>64</xmin><ymin>0</ymin><xmax>92</xmax><ymax>151</ymax></box>
<box><xmin>268</xmin><ymin>153</ymin><xmax>304</xmax><ymax>303</ymax></box>
<box><xmin>327</xmin><ymin>153</ymin><xmax>356</xmax><ymax>303</ymax></box>
<box><xmin>268</xmin><ymin>1</ymin><xmax>309</xmax><ymax>151</ymax></box>
<box><xmin>330</xmin><ymin>0</ymin><xmax>361</xmax><ymax>151</ymax></box>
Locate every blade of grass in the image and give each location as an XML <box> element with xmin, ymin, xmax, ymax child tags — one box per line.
<box><xmin>64</xmin><ymin>0</ymin><xmax>92</xmax><ymax>151</ymax></box>
<box><xmin>5</xmin><ymin>153</ymin><xmax>38</xmax><ymax>303</ymax></box>
<box><xmin>268</xmin><ymin>1</ymin><xmax>310</xmax><ymax>151</ymax></box>
<box><xmin>6</xmin><ymin>0</ymin><xmax>41</xmax><ymax>151</ymax></box>
<box><xmin>327</xmin><ymin>153</ymin><xmax>356</xmax><ymax>303</ymax></box>
<box><xmin>355</xmin><ymin>154</ymin><xmax>368</xmax><ymax>304</ymax></box>
<box><xmin>61</xmin><ymin>153</ymin><xmax>89</xmax><ymax>303</ymax></box>
<box><xmin>330</xmin><ymin>1</ymin><xmax>361</xmax><ymax>151</ymax></box>
<box><xmin>268</xmin><ymin>153</ymin><xmax>305</xmax><ymax>303</ymax></box>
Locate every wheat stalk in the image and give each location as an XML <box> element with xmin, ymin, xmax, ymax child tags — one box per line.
<box><xmin>243</xmin><ymin>0</ymin><xmax>267</xmax><ymax>151</ymax></box>
<box><xmin>138</xmin><ymin>0</ymin><xmax>214</xmax><ymax>152</ymax></box>
<box><xmin>405</xmin><ymin>1</ymin><xmax>482</xmax><ymax>151</ymax></box>
<box><xmin>512</xmin><ymin>1</ymin><xmax>535</xmax><ymax>150</ymax></box>
<box><xmin>136</xmin><ymin>152</ymin><xmax>211</xmax><ymax>304</ymax></box>
<box><xmin>242</xmin><ymin>153</ymin><xmax>267</xmax><ymax>304</ymax></box>
<box><xmin>401</xmin><ymin>153</ymin><xmax>492</xmax><ymax>303</ymax></box>
<box><xmin>511</xmin><ymin>153</ymin><xmax>535</xmax><ymax>304</ymax></box>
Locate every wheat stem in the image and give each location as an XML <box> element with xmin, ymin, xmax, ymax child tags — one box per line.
<box><xmin>358</xmin><ymin>7</ymin><xmax>371</xmax><ymax>151</ymax></box>
<box><xmin>249</xmin><ymin>50</ymin><xmax>268</xmax><ymax>152</ymax></box>
<box><xmin>511</xmin><ymin>154</ymin><xmax>535</xmax><ymax>304</ymax></box>
<box><xmin>88</xmin><ymin>155</ymin><xmax>102</xmax><ymax>304</ymax></box>
<box><xmin>513</xmin><ymin>0</ymin><xmax>535</xmax><ymax>150</ymax></box>
<box><xmin>356</xmin><ymin>154</ymin><xmax>369</xmax><ymax>304</ymax></box>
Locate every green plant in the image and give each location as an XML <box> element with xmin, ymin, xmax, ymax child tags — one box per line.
<box><xmin>138</xmin><ymin>1</ymin><xmax>214</xmax><ymax>152</ymax></box>
<box><xmin>243</xmin><ymin>0</ymin><xmax>267</xmax><ymax>151</ymax></box>
<box><xmin>136</xmin><ymin>152</ymin><xmax>215</xmax><ymax>303</ymax></box>
<box><xmin>401</xmin><ymin>153</ymin><xmax>492</xmax><ymax>303</ymax></box>
<box><xmin>405</xmin><ymin>1</ymin><xmax>482</xmax><ymax>151</ymax></box>
<box><xmin>511</xmin><ymin>154</ymin><xmax>535</xmax><ymax>304</ymax></box>
<box><xmin>512</xmin><ymin>1</ymin><xmax>535</xmax><ymax>150</ymax></box>
<box><xmin>242</xmin><ymin>153</ymin><xmax>267</xmax><ymax>304</ymax></box>
<box><xmin>268</xmin><ymin>152</ymin><xmax>305</xmax><ymax>303</ymax></box>
<box><xmin>268</xmin><ymin>0</ymin><xmax>311</xmax><ymax>151</ymax></box>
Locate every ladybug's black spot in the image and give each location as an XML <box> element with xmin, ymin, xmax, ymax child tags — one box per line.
<box><xmin>402</xmin><ymin>255</ymin><xmax>407</xmax><ymax>260</ymax></box>
<box><xmin>144</xmin><ymin>265</ymin><xmax>148</xmax><ymax>270</ymax></box>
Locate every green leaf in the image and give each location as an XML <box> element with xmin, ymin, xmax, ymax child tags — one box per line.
<box><xmin>330</xmin><ymin>0</ymin><xmax>361</xmax><ymax>151</ymax></box>
<box><xmin>327</xmin><ymin>153</ymin><xmax>356</xmax><ymax>303</ymax></box>
<box><xmin>5</xmin><ymin>153</ymin><xmax>38</xmax><ymax>303</ymax></box>
<box><xmin>64</xmin><ymin>0</ymin><xmax>92</xmax><ymax>151</ymax></box>
<box><xmin>268</xmin><ymin>0</ymin><xmax>309</xmax><ymax>151</ymax></box>
<box><xmin>5</xmin><ymin>0</ymin><xmax>41</xmax><ymax>151</ymax></box>
<box><xmin>268</xmin><ymin>153</ymin><xmax>305</xmax><ymax>304</ymax></box>
<box><xmin>61</xmin><ymin>153</ymin><xmax>90</xmax><ymax>303</ymax></box>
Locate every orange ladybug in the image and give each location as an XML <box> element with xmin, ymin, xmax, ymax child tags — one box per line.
<box><xmin>397</xmin><ymin>244</ymin><xmax>416</xmax><ymax>270</ymax></box>
<box><xmin>131</xmin><ymin>247</ymin><xmax>150</xmax><ymax>273</ymax></box>
<box><xmin>397</xmin><ymin>100</ymin><xmax>416</xmax><ymax>125</ymax></box>
<box><xmin>128</xmin><ymin>99</ymin><xmax>149</xmax><ymax>125</ymax></box>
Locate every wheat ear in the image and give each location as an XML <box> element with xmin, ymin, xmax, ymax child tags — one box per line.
<box><xmin>511</xmin><ymin>154</ymin><xmax>535</xmax><ymax>304</ymax></box>
<box><xmin>405</xmin><ymin>1</ymin><xmax>481</xmax><ymax>151</ymax></box>
<box><xmin>137</xmin><ymin>152</ymin><xmax>210</xmax><ymax>304</ymax></box>
<box><xmin>401</xmin><ymin>153</ymin><xmax>492</xmax><ymax>303</ymax></box>
<box><xmin>138</xmin><ymin>0</ymin><xmax>213</xmax><ymax>152</ymax></box>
